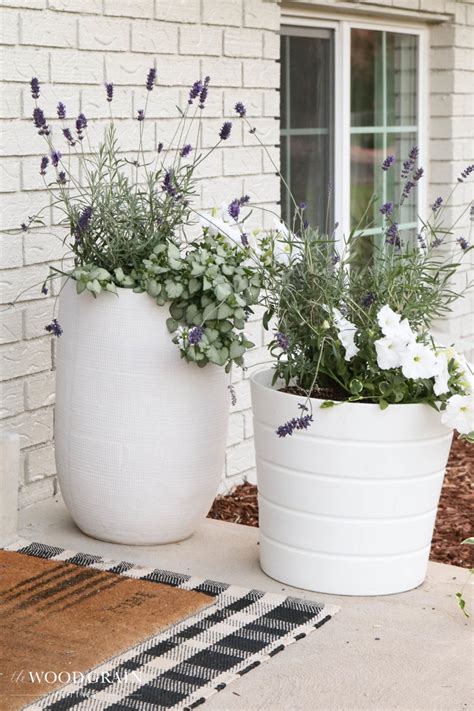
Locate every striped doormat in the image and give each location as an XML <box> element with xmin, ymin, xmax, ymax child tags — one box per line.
<box><xmin>3</xmin><ymin>541</ymin><xmax>338</xmax><ymax>711</ymax></box>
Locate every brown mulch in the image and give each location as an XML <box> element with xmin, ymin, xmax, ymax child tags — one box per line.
<box><xmin>208</xmin><ymin>435</ymin><xmax>474</xmax><ymax>568</ymax></box>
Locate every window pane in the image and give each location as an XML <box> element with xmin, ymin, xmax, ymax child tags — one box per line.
<box><xmin>280</xmin><ymin>29</ymin><xmax>334</xmax><ymax>231</ymax></box>
<box><xmin>386</xmin><ymin>33</ymin><xmax>417</xmax><ymax>126</ymax></box>
<box><xmin>350</xmin><ymin>132</ymin><xmax>384</xmax><ymax>230</ymax></box>
<box><xmin>351</xmin><ymin>29</ymin><xmax>384</xmax><ymax>127</ymax></box>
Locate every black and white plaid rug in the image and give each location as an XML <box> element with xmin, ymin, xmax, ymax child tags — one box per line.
<box><xmin>6</xmin><ymin>540</ymin><xmax>338</xmax><ymax>711</ymax></box>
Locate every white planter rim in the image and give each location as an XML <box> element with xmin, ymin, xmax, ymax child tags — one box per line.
<box><xmin>250</xmin><ymin>367</ymin><xmax>440</xmax><ymax>412</ymax></box>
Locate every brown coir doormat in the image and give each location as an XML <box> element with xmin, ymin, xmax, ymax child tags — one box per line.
<box><xmin>0</xmin><ymin>549</ymin><xmax>213</xmax><ymax>710</ymax></box>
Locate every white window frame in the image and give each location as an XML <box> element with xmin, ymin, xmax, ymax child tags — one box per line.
<box><xmin>280</xmin><ymin>12</ymin><xmax>429</xmax><ymax>247</ymax></box>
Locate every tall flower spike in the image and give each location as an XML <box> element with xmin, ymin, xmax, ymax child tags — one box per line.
<box><xmin>381</xmin><ymin>154</ymin><xmax>395</xmax><ymax>171</ymax></box>
<box><xmin>105</xmin><ymin>83</ymin><xmax>114</xmax><ymax>102</ymax></box>
<box><xmin>51</xmin><ymin>151</ymin><xmax>62</xmax><ymax>168</ymax></box>
<box><xmin>180</xmin><ymin>143</ymin><xmax>192</xmax><ymax>157</ymax></box>
<box><xmin>235</xmin><ymin>101</ymin><xmax>246</xmax><ymax>117</ymax></box>
<box><xmin>74</xmin><ymin>206</ymin><xmax>93</xmax><ymax>241</ymax></box>
<box><xmin>30</xmin><ymin>77</ymin><xmax>40</xmax><ymax>99</ymax></box>
<box><xmin>33</xmin><ymin>107</ymin><xmax>49</xmax><ymax>135</ymax></box>
<box><xmin>57</xmin><ymin>102</ymin><xmax>66</xmax><ymax>119</ymax></box>
<box><xmin>45</xmin><ymin>319</ymin><xmax>63</xmax><ymax>337</ymax></box>
<box><xmin>63</xmin><ymin>128</ymin><xmax>75</xmax><ymax>147</ymax></box>
<box><xmin>136</xmin><ymin>109</ymin><xmax>145</xmax><ymax>121</ymax></box>
<box><xmin>188</xmin><ymin>79</ymin><xmax>203</xmax><ymax>105</ymax></box>
<box><xmin>39</xmin><ymin>156</ymin><xmax>49</xmax><ymax>175</ymax></box>
<box><xmin>219</xmin><ymin>121</ymin><xmax>232</xmax><ymax>140</ymax></box>
<box><xmin>199</xmin><ymin>78</ymin><xmax>210</xmax><ymax>109</ymax></box>
<box><xmin>146</xmin><ymin>67</ymin><xmax>156</xmax><ymax>91</ymax></box>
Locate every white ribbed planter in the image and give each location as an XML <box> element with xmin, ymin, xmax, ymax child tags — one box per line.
<box><xmin>250</xmin><ymin>368</ymin><xmax>453</xmax><ymax>596</ymax></box>
<box><xmin>55</xmin><ymin>280</ymin><xmax>229</xmax><ymax>545</ymax></box>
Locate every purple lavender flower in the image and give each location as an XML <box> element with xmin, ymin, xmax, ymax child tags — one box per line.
<box><xmin>137</xmin><ymin>109</ymin><xmax>145</xmax><ymax>121</ymax></box>
<box><xmin>239</xmin><ymin>194</ymin><xmax>250</xmax><ymax>205</ymax></box>
<box><xmin>413</xmin><ymin>167</ymin><xmax>424</xmax><ymax>182</ymax></box>
<box><xmin>30</xmin><ymin>77</ymin><xmax>40</xmax><ymax>99</ymax></box>
<box><xmin>57</xmin><ymin>171</ymin><xmax>67</xmax><ymax>185</ymax></box>
<box><xmin>276</xmin><ymin>414</ymin><xmax>313</xmax><ymax>438</ymax></box>
<box><xmin>188</xmin><ymin>326</ymin><xmax>204</xmax><ymax>345</ymax></box>
<box><xmin>33</xmin><ymin>107</ymin><xmax>49</xmax><ymax>135</ymax></box>
<box><xmin>432</xmin><ymin>236</ymin><xmax>444</xmax><ymax>247</ymax></box>
<box><xmin>51</xmin><ymin>151</ymin><xmax>62</xmax><ymax>167</ymax></box>
<box><xmin>380</xmin><ymin>201</ymin><xmax>393</xmax><ymax>216</ymax></box>
<box><xmin>57</xmin><ymin>102</ymin><xmax>66</xmax><ymax>119</ymax></box>
<box><xmin>417</xmin><ymin>233</ymin><xmax>427</xmax><ymax>249</ymax></box>
<box><xmin>401</xmin><ymin>159</ymin><xmax>412</xmax><ymax>179</ymax></box>
<box><xmin>235</xmin><ymin>102</ymin><xmax>246</xmax><ymax>117</ymax></box>
<box><xmin>146</xmin><ymin>67</ymin><xmax>156</xmax><ymax>92</ymax></box>
<box><xmin>219</xmin><ymin>121</ymin><xmax>232</xmax><ymax>140</ymax></box>
<box><xmin>157</xmin><ymin>142</ymin><xmax>164</xmax><ymax>154</ymax></box>
<box><xmin>76</xmin><ymin>113</ymin><xmax>88</xmax><ymax>140</ymax></box>
<box><xmin>332</xmin><ymin>253</ymin><xmax>340</xmax><ymax>265</ymax></box>
<box><xmin>432</xmin><ymin>196</ymin><xmax>443</xmax><ymax>212</ymax></box>
<box><xmin>105</xmin><ymin>83</ymin><xmax>114</xmax><ymax>102</ymax></box>
<box><xmin>180</xmin><ymin>143</ymin><xmax>192</xmax><ymax>158</ymax></box>
<box><xmin>401</xmin><ymin>180</ymin><xmax>415</xmax><ymax>203</ymax></box>
<box><xmin>41</xmin><ymin>284</ymin><xmax>48</xmax><ymax>295</ymax></box>
<box><xmin>20</xmin><ymin>223</ymin><xmax>28</xmax><ymax>232</ymax></box>
<box><xmin>188</xmin><ymin>79</ymin><xmax>203</xmax><ymax>105</ymax></box>
<box><xmin>162</xmin><ymin>169</ymin><xmax>178</xmax><ymax>197</ymax></box>
<box><xmin>63</xmin><ymin>128</ymin><xmax>75</xmax><ymax>147</ymax></box>
<box><xmin>249</xmin><ymin>126</ymin><xmax>256</xmax><ymax>134</ymax></box>
<box><xmin>74</xmin><ymin>205</ymin><xmax>93</xmax><ymax>241</ymax></box>
<box><xmin>299</xmin><ymin>201</ymin><xmax>307</xmax><ymax>210</ymax></box>
<box><xmin>361</xmin><ymin>292</ymin><xmax>375</xmax><ymax>308</ymax></box>
<box><xmin>39</xmin><ymin>156</ymin><xmax>49</xmax><ymax>175</ymax></box>
<box><xmin>409</xmin><ymin>145</ymin><xmax>419</xmax><ymax>161</ymax></box>
<box><xmin>458</xmin><ymin>164</ymin><xmax>474</xmax><ymax>182</ymax></box>
<box><xmin>381</xmin><ymin>154</ymin><xmax>395</xmax><ymax>171</ymax></box>
<box><xmin>241</xmin><ymin>232</ymin><xmax>249</xmax><ymax>247</ymax></box>
<box><xmin>457</xmin><ymin>236</ymin><xmax>469</xmax><ymax>251</ymax></box>
<box><xmin>228</xmin><ymin>199</ymin><xmax>241</xmax><ymax>221</ymax></box>
<box><xmin>199</xmin><ymin>76</ymin><xmax>210</xmax><ymax>109</ymax></box>
<box><xmin>386</xmin><ymin>222</ymin><xmax>401</xmax><ymax>248</ymax></box>
<box><xmin>275</xmin><ymin>332</ymin><xmax>289</xmax><ymax>351</ymax></box>
<box><xmin>45</xmin><ymin>319</ymin><xmax>63</xmax><ymax>337</ymax></box>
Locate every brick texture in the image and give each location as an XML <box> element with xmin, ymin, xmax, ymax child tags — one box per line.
<box><xmin>1</xmin><ymin>0</ymin><xmax>472</xmax><ymax>508</ymax></box>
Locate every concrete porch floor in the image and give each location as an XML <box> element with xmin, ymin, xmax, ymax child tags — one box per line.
<box><xmin>13</xmin><ymin>495</ymin><xmax>473</xmax><ymax>711</ymax></box>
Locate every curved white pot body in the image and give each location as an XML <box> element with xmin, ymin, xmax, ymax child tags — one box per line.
<box><xmin>55</xmin><ymin>281</ymin><xmax>229</xmax><ymax>545</ymax></box>
<box><xmin>250</xmin><ymin>368</ymin><xmax>453</xmax><ymax>596</ymax></box>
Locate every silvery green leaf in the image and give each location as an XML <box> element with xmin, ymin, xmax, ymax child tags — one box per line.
<box><xmin>165</xmin><ymin>280</ymin><xmax>184</xmax><ymax>299</ymax></box>
<box><xmin>215</xmin><ymin>282</ymin><xmax>232</xmax><ymax>301</ymax></box>
<box><xmin>105</xmin><ymin>283</ymin><xmax>117</xmax><ymax>294</ymax></box>
<box><xmin>166</xmin><ymin>317</ymin><xmax>178</xmax><ymax>333</ymax></box>
<box><xmin>217</xmin><ymin>303</ymin><xmax>234</xmax><ymax>319</ymax></box>
<box><xmin>146</xmin><ymin>279</ymin><xmax>161</xmax><ymax>297</ymax></box>
<box><xmin>76</xmin><ymin>280</ymin><xmax>87</xmax><ymax>294</ymax></box>
<box><xmin>230</xmin><ymin>341</ymin><xmax>246</xmax><ymax>359</ymax></box>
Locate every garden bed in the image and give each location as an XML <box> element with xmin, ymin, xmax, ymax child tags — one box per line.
<box><xmin>208</xmin><ymin>435</ymin><xmax>473</xmax><ymax>569</ymax></box>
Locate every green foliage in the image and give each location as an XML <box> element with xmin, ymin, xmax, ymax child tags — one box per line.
<box><xmin>259</xmin><ymin>215</ymin><xmax>472</xmax><ymax>408</ymax></box>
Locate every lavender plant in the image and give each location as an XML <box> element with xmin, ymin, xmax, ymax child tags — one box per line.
<box><xmin>14</xmin><ymin>71</ymin><xmax>261</xmax><ymax>373</ymax></box>
<box><xmin>229</xmin><ymin>103</ymin><xmax>474</xmax><ymax>438</ymax></box>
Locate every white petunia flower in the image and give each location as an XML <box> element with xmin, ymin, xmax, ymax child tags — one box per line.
<box><xmin>374</xmin><ymin>318</ymin><xmax>416</xmax><ymax>370</ymax></box>
<box><xmin>374</xmin><ymin>336</ymin><xmax>404</xmax><ymax>369</ymax></box>
<box><xmin>441</xmin><ymin>394</ymin><xmax>474</xmax><ymax>434</ymax></box>
<box><xmin>377</xmin><ymin>304</ymin><xmax>402</xmax><ymax>337</ymax></box>
<box><xmin>400</xmin><ymin>343</ymin><xmax>439</xmax><ymax>380</ymax></box>
<box><xmin>333</xmin><ymin>309</ymin><xmax>359</xmax><ymax>361</ymax></box>
<box><xmin>175</xmin><ymin>326</ymin><xmax>187</xmax><ymax>349</ymax></box>
<box><xmin>433</xmin><ymin>353</ymin><xmax>450</xmax><ymax>396</ymax></box>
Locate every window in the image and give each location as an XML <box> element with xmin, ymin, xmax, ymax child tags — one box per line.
<box><xmin>280</xmin><ymin>20</ymin><xmax>425</xmax><ymax>251</ymax></box>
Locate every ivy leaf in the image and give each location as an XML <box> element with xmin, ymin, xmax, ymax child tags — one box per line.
<box><xmin>379</xmin><ymin>399</ymin><xmax>389</xmax><ymax>410</ymax></box>
<box><xmin>217</xmin><ymin>303</ymin><xmax>234</xmax><ymax>320</ymax></box>
<box><xmin>230</xmin><ymin>341</ymin><xmax>246</xmax><ymax>359</ymax></box>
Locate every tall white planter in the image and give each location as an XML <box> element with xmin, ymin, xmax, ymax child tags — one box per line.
<box><xmin>55</xmin><ymin>280</ymin><xmax>229</xmax><ymax>545</ymax></box>
<box><xmin>250</xmin><ymin>368</ymin><xmax>453</xmax><ymax>596</ymax></box>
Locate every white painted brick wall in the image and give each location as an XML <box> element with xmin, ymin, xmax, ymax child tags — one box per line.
<box><xmin>0</xmin><ymin>0</ymin><xmax>280</xmax><ymax>506</ymax></box>
<box><xmin>1</xmin><ymin>0</ymin><xmax>472</xmax><ymax>509</ymax></box>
